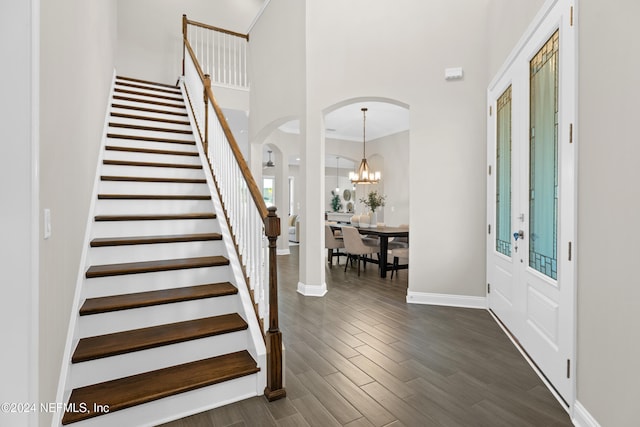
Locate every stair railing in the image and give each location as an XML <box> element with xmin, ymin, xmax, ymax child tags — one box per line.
<box><xmin>182</xmin><ymin>16</ymin><xmax>249</xmax><ymax>90</ymax></box>
<box><xmin>182</xmin><ymin>15</ymin><xmax>285</xmax><ymax>401</ymax></box>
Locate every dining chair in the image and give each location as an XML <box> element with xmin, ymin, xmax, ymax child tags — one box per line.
<box><xmin>390</xmin><ymin>247</ymin><xmax>409</xmax><ymax>279</ymax></box>
<box><xmin>341</xmin><ymin>226</ymin><xmax>380</xmax><ymax>276</ymax></box>
<box><xmin>325</xmin><ymin>224</ymin><xmax>345</xmax><ymax>268</ymax></box>
<box><xmin>387</xmin><ymin>223</ymin><xmax>409</xmax><ymax>250</ymax></box>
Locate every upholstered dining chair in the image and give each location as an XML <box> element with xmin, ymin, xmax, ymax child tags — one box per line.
<box><xmin>325</xmin><ymin>224</ymin><xmax>346</xmax><ymax>268</ymax></box>
<box><xmin>341</xmin><ymin>226</ymin><xmax>380</xmax><ymax>276</ymax></box>
<box><xmin>390</xmin><ymin>247</ymin><xmax>409</xmax><ymax>279</ymax></box>
<box><xmin>387</xmin><ymin>223</ymin><xmax>409</xmax><ymax>250</ymax></box>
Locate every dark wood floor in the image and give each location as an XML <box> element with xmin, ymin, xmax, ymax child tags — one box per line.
<box><xmin>160</xmin><ymin>246</ymin><xmax>572</xmax><ymax>427</ymax></box>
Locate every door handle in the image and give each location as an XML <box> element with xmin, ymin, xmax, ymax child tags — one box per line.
<box><xmin>513</xmin><ymin>230</ymin><xmax>524</xmax><ymax>241</ymax></box>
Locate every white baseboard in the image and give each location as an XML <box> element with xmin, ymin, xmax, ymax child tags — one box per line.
<box><xmin>573</xmin><ymin>401</ymin><xmax>602</xmax><ymax>427</ymax></box>
<box><xmin>406</xmin><ymin>291</ymin><xmax>487</xmax><ymax>309</ymax></box>
<box><xmin>297</xmin><ymin>281</ymin><xmax>327</xmax><ymax>297</ymax></box>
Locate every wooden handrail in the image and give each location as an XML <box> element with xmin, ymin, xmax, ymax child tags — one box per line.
<box><xmin>204</xmin><ymin>85</ymin><xmax>268</xmax><ymax>219</ymax></box>
<box><xmin>185</xmin><ymin>17</ymin><xmax>249</xmax><ymax>41</ymax></box>
<box><xmin>183</xmin><ymin>37</ymin><xmax>205</xmax><ymax>81</ymax></box>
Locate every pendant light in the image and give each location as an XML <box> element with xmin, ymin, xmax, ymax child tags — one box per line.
<box><xmin>265</xmin><ymin>150</ymin><xmax>275</xmax><ymax>168</ymax></box>
<box><xmin>349</xmin><ymin>107</ymin><xmax>381</xmax><ymax>184</ymax></box>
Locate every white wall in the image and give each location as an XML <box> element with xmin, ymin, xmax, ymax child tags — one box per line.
<box><xmin>0</xmin><ymin>1</ymin><xmax>38</xmax><ymax>426</ymax></box>
<box><xmin>250</xmin><ymin>0</ymin><xmax>489</xmax><ymax>296</ymax></box>
<box><xmin>307</xmin><ymin>0</ymin><xmax>490</xmax><ymax>297</ymax></box>
<box><xmin>248</xmin><ymin>0</ymin><xmax>306</xmax><ymax>143</ymax></box>
<box><xmin>576</xmin><ymin>1</ymin><xmax>640</xmax><ymax>425</ymax></box>
<box><xmin>39</xmin><ymin>1</ymin><xmax>117</xmax><ymax>426</ymax></box>
<box><xmin>487</xmin><ymin>0</ymin><xmax>546</xmax><ymax>77</ymax></box>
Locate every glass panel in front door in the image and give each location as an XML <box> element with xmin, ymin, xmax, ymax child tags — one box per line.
<box><xmin>496</xmin><ymin>86</ymin><xmax>512</xmax><ymax>257</ymax></box>
<box><xmin>529</xmin><ymin>30</ymin><xmax>559</xmax><ymax>280</ymax></box>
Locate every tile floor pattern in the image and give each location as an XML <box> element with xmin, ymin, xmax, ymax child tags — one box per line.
<box><xmin>160</xmin><ymin>246</ymin><xmax>572</xmax><ymax>427</ymax></box>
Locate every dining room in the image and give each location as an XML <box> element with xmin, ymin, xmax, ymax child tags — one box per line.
<box><xmin>255</xmin><ymin>100</ymin><xmax>411</xmax><ymax>284</ymax></box>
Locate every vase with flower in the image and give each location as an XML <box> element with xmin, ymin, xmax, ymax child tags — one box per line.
<box><xmin>359</xmin><ymin>190</ymin><xmax>386</xmax><ymax>228</ymax></box>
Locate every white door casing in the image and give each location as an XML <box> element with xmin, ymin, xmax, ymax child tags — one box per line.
<box><xmin>487</xmin><ymin>0</ymin><xmax>576</xmax><ymax>407</ymax></box>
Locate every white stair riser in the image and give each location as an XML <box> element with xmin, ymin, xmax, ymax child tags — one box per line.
<box><xmin>82</xmin><ymin>266</ymin><xmax>233</xmax><ymax>298</ymax></box>
<box><xmin>110</xmin><ymin>106</ymin><xmax>188</xmax><ymax>123</ymax></box>
<box><xmin>112</xmin><ymin>98</ymin><xmax>186</xmax><ymax>115</ymax></box>
<box><xmin>98</xmin><ymin>181</ymin><xmax>209</xmax><ymax>196</ymax></box>
<box><xmin>109</xmin><ymin>116</ymin><xmax>191</xmax><ymax>132</ymax></box>
<box><xmin>113</xmin><ymin>93</ymin><xmax>185</xmax><ymax>107</ymax></box>
<box><xmin>94</xmin><ymin>199</ymin><xmax>215</xmax><ymax>216</ymax></box>
<box><xmin>77</xmin><ymin>294</ymin><xmax>240</xmax><ymax>337</ymax></box>
<box><xmin>105</xmin><ymin>137</ymin><xmax>198</xmax><ymax>153</ymax></box>
<box><xmin>70</xmin><ymin>330</ymin><xmax>249</xmax><ymax>388</ymax></box>
<box><xmin>115</xmin><ymin>80</ymin><xmax>179</xmax><ymax>92</ymax></box>
<box><xmin>64</xmin><ymin>373</ymin><xmax>259</xmax><ymax>427</ymax></box>
<box><xmin>103</xmin><ymin>150</ymin><xmax>201</xmax><ymax>166</ymax></box>
<box><xmin>100</xmin><ymin>163</ymin><xmax>205</xmax><ymax>180</ymax></box>
<box><xmin>91</xmin><ymin>219</ymin><xmax>220</xmax><ymax>238</ymax></box>
<box><xmin>106</xmin><ymin>127</ymin><xmax>195</xmax><ymax>143</ymax></box>
<box><xmin>114</xmin><ymin>86</ymin><xmax>181</xmax><ymax>99</ymax></box>
<box><xmin>87</xmin><ymin>240</ymin><xmax>225</xmax><ymax>265</ymax></box>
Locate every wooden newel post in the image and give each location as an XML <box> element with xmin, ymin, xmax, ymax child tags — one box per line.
<box><xmin>182</xmin><ymin>14</ymin><xmax>187</xmax><ymax>76</ymax></box>
<box><xmin>264</xmin><ymin>206</ymin><xmax>286</xmax><ymax>401</ymax></box>
<box><xmin>203</xmin><ymin>74</ymin><xmax>211</xmax><ymax>155</ymax></box>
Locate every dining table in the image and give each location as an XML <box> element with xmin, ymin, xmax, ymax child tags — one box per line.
<box><xmin>331</xmin><ymin>224</ymin><xmax>409</xmax><ymax>278</ymax></box>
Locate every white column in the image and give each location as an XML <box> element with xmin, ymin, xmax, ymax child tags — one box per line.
<box><xmin>297</xmin><ymin>111</ymin><xmax>327</xmax><ymax>296</ymax></box>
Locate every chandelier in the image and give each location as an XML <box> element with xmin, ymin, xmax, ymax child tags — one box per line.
<box><xmin>349</xmin><ymin>107</ymin><xmax>381</xmax><ymax>184</ymax></box>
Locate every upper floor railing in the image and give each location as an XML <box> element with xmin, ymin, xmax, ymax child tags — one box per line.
<box><xmin>183</xmin><ymin>16</ymin><xmax>249</xmax><ymax>90</ymax></box>
<box><xmin>181</xmin><ymin>15</ymin><xmax>285</xmax><ymax>402</ymax></box>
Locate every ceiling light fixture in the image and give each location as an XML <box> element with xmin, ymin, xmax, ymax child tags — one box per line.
<box><xmin>349</xmin><ymin>107</ymin><xmax>381</xmax><ymax>184</ymax></box>
<box><xmin>265</xmin><ymin>150</ymin><xmax>275</xmax><ymax>168</ymax></box>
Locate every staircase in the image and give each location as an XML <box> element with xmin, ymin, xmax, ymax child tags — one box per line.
<box><xmin>58</xmin><ymin>76</ymin><xmax>265</xmax><ymax>426</ymax></box>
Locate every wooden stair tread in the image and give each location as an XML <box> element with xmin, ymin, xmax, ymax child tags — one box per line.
<box><xmin>97</xmin><ymin>194</ymin><xmax>211</xmax><ymax>200</ymax></box>
<box><xmin>108</xmin><ymin>122</ymin><xmax>193</xmax><ymax>135</ymax></box>
<box><xmin>107</xmin><ymin>133</ymin><xmax>195</xmax><ymax>145</ymax></box>
<box><xmin>95</xmin><ymin>213</ymin><xmax>216</xmax><ymax>221</ymax></box>
<box><xmin>79</xmin><ymin>282</ymin><xmax>238</xmax><ymax>315</ymax></box>
<box><xmin>85</xmin><ymin>255</ymin><xmax>228</xmax><ymax>278</ymax></box>
<box><xmin>101</xmin><ymin>175</ymin><xmax>206</xmax><ymax>184</ymax></box>
<box><xmin>116</xmin><ymin>75</ymin><xmax>180</xmax><ymax>89</ymax></box>
<box><xmin>105</xmin><ymin>145</ymin><xmax>198</xmax><ymax>156</ymax></box>
<box><xmin>111</xmin><ymin>103</ymin><xmax>188</xmax><ymax>117</ymax></box>
<box><xmin>114</xmin><ymin>88</ymin><xmax>184</xmax><ymax>102</ymax></box>
<box><xmin>72</xmin><ymin>313</ymin><xmax>247</xmax><ymax>363</ymax></box>
<box><xmin>90</xmin><ymin>232</ymin><xmax>222</xmax><ymax>247</ymax></box>
<box><xmin>115</xmin><ymin>81</ymin><xmax>182</xmax><ymax>95</ymax></box>
<box><xmin>113</xmin><ymin>95</ymin><xmax>185</xmax><ymax>109</ymax></box>
<box><xmin>62</xmin><ymin>350</ymin><xmax>259</xmax><ymax>424</ymax></box>
<box><xmin>110</xmin><ymin>112</ymin><xmax>189</xmax><ymax>125</ymax></box>
<box><xmin>103</xmin><ymin>159</ymin><xmax>202</xmax><ymax>169</ymax></box>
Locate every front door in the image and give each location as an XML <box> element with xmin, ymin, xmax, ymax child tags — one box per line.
<box><xmin>487</xmin><ymin>0</ymin><xmax>576</xmax><ymax>406</ymax></box>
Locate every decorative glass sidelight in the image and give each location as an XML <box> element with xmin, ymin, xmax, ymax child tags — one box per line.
<box><xmin>529</xmin><ymin>30</ymin><xmax>559</xmax><ymax>280</ymax></box>
<box><xmin>496</xmin><ymin>86</ymin><xmax>513</xmax><ymax>257</ymax></box>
